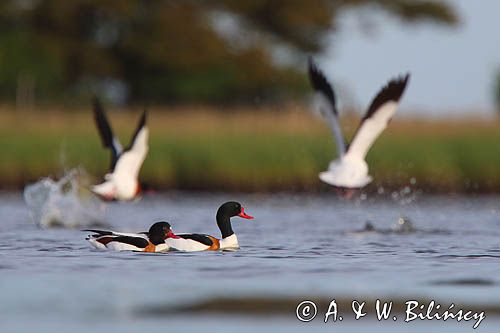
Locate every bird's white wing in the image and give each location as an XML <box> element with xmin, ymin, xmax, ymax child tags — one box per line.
<box><xmin>308</xmin><ymin>58</ymin><xmax>346</xmax><ymax>157</ymax></box>
<box><xmin>113</xmin><ymin>110</ymin><xmax>149</xmax><ymax>180</ymax></box>
<box><xmin>345</xmin><ymin>74</ymin><xmax>410</xmax><ymax>160</ymax></box>
<box><xmin>113</xmin><ymin>126</ymin><xmax>149</xmax><ymax>180</ymax></box>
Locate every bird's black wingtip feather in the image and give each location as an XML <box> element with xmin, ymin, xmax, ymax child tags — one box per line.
<box><xmin>91</xmin><ymin>96</ymin><xmax>117</xmax><ymax>151</ymax></box>
<box><xmin>307</xmin><ymin>57</ymin><xmax>321</xmax><ymax>87</ymax></box>
<box><xmin>394</xmin><ymin>72</ymin><xmax>411</xmax><ymax>91</ymax></box>
<box><xmin>136</xmin><ymin>108</ymin><xmax>147</xmax><ymax>130</ymax></box>
<box><xmin>92</xmin><ymin>96</ymin><xmax>103</xmax><ymax>112</ymax></box>
<box><xmin>378</xmin><ymin>73</ymin><xmax>411</xmax><ymax>102</ymax></box>
<box><xmin>307</xmin><ymin>55</ymin><xmax>315</xmax><ymax>71</ymax></box>
<box><xmin>307</xmin><ymin>57</ymin><xmax>336</xmax><ymax>113</ymax></box>
<box><xmin>386</xmin><ymin>72</ymin><xmax>411</xmax><ymax>101</ymax></box>
<box><xmin>124</xmin><ymin>108</ymin><xmax>148</xmax><ymax>151</ymax></box>
<box><xmin>363</xmin><ymin>73</ymin><xmax>411</xmax><ymax>120</ymax></box>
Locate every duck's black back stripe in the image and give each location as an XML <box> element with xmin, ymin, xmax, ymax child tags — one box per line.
<box><xmin>112</xmin><ymin>236</ymin><xmax>149</xmax><ymax>248</ymax></box>
<box><xmin>179</xmin><ymin>234</ymin><xmax>213</xmax><ymax>246</ymax></box>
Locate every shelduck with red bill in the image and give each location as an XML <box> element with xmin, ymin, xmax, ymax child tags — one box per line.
<box><xmin>84</xmin><ymin>221</ymin><xmax>179</xmax><ymax>252</ymax></box>
<box><xmin>166</xmin><ymin>201</ymin><xmax>254</xmax><ymax>252</ymax></box>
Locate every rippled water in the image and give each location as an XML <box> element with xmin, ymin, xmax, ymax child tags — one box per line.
<box><xmin>1</xmin><ymin>191</ymin><xmax>500</xmax><ymax>332</ymax></box>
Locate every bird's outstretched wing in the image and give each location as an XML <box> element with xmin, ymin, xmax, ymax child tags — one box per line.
<box><xmin>112</xmin><ymin>110</ymin><xmax>149</xmax><ymax>180</ymax></box>
<box><xmin>308</xmin><ymin>58</ymin><xmax>346</xmax><ymax>157</ymax></box>
<box><xmin>92</xmin><ymin>97</ymin><xmax>123</xmax><ymax>170</ymax></box>
<box><xmin>125</xmin><ymin>110</ymin><xmax>147</xmax><ymax>152</ymax></box>
<box><xmin>345</xmin><ymin>74</ymin><xmax>410</xmax><ymax>160</ymax></box>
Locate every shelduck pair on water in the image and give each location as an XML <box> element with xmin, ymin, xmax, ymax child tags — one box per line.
<box><xmin>84</xmin><ymin>201</ymin><xmax>253</xmax><ymax>252</ymax></box>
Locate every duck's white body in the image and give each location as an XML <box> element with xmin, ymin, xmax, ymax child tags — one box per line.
<box><xmin>219</xmin><ymin>234</ymin><xmax>239</xmax><ymax>250</ymax></box>
<box><xmin>166</xmin><ymin>233</ymin><xmax>239</xmax><ymax>252</ymax></box>
<box><xmin>165</xmin><ymin>237</ymin><xmax>211</xmax><ymax>252</ymax></box>
<box><xmin>308</xmin><ymin>59</ymin><xmax>409</xmax><ymax>189</ymax></box>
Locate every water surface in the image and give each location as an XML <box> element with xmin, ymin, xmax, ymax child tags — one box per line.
<box><xmin>1</xmin><ymin>192</ymin><xmax>499</xmax><ymax>332</ymax></box>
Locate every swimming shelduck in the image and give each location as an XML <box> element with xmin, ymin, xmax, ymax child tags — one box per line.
<box><xmin>84</xmin><ymin>221</ymin><xmax>178</xmax><ymax>252</ymax></box>
<box><xmin>166</xmin><ymin>201</ymin><xmax>254</xmax><ymax>252</ymax></box>
<box><xmin>91</xmin><ymin>97</ymin><xmax>149</xmax><ymax>201</ymax></box>
<box><xmin>308</xmin><ymin>58</ymin><xmax>410</xmax><ymax>193</ymax></box>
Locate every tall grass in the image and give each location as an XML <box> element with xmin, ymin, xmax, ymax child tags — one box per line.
<box><xmin>1</xmin><ymin>105</ymin><xmax>499</xmax><ymax>192</ymax></box>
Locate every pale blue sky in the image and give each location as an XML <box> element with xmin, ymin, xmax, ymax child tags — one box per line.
<box><xmin>319</xmin><ymin>0</ymin><xmax>500</xmax><ymax>117</ymax></box>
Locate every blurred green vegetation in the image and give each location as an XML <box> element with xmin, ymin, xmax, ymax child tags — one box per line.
<box><xmin>0</xmin><ymin>107</ymin><xmax>498</xmax><ymax>193</ymax></box>
<box><xmin>0</xmin><ymin>0</ymin><xmax>457</xmax><ymax>105</ymax></box>
<box><xmin>495</xmin><ymin>70</ymin><xmax>500</xmax><ymax>114</ymax></box>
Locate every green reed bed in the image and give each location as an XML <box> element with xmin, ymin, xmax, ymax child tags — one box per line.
<box><xmin>0</xmin><ymin>107</ymin><xmax>499</xmax><ymax>192</ymax></box>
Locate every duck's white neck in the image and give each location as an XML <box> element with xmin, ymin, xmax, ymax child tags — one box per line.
<box><xmin>219</xmin><ymin>233</ymin><xmax>239</xmax><ymax>250</ymax></box>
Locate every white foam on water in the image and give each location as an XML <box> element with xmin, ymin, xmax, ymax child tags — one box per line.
<box><xmin>23</xmin><ymin>168</ymin><xmax>105</xmax><ymax>228</ymax></box>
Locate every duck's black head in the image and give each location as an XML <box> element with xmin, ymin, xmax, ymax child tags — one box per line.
<box><xmin>148</xmin><ymin>221</ymin><xmax>179</xmax><ymax>245</ymax></box>
<box><xmin>216</xmin><ymin>201</ymin><xmax>253</xmax><ymax>238</ymax></box>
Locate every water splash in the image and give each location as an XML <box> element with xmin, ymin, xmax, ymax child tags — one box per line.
<box><xmin>353</xmin><ymin>177</ymin><xmax>421</xmax><ymax>205</ymax></box>
<box><xmin>23</xmin><ymin>168</ymin><xmax>106</xmax><ymax>228</ymax></box>
<box><xmin>390</xmin><ymin>217</ymin><xmax>416</xmax><ymax>233</ymax></box>
<box><xmin>389</xmin><ymin>178</ymin><xmax>421</xmax><ymax>206</ymax></box>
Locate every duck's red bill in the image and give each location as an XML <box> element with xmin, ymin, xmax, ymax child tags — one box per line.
<box><xmin>238</xmin><ymin>207</ymin><xmax>254</xmax><ymax>219</ymax></box>
<box><xmin>166</xmin><ymin>230</ymin><xmax>180</xmax><ymax>239</ymax></box>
